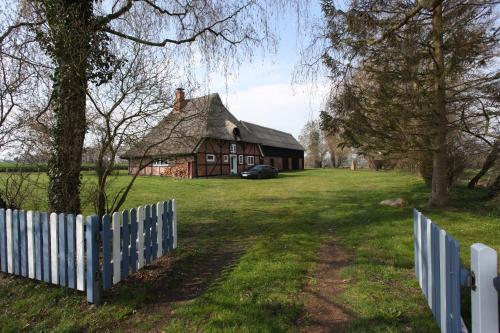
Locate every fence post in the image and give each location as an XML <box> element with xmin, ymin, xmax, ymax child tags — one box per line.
<box><xmin>86</xmin><ymin>215</ymin><xmax>101</xmax><ymax>305</ymax></box>
<box><xmin>471</xmin><ymin>243</ymin><xmax>498</xmax><ymax>333</ymax></box>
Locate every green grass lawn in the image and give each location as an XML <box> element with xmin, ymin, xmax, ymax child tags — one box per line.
<box><xmin>0</xmin><ymin>169</ymin><xmax>498</xmax><ymax>332</ymax></box>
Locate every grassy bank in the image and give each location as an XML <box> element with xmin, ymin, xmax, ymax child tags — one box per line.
<box><xmin>0</xmin><ymin>169</ymin><xmax>498</xmax><ymax>332</ymax></box>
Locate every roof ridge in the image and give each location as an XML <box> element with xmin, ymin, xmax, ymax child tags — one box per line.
<box><xmin>240</xmin><ymin>120</ymin><xmax>293</xmax><ymax>136</ymax></box>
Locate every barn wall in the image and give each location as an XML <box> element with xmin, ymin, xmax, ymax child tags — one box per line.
<box><xmin>261</xmin><ymin>146</ymin><xmax>304</xmax><ymax>171</ymax></box>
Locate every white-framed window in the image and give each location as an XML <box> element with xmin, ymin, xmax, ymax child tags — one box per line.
<box><xmin>223</xmin><ymin>155</ymin><xmax>229</xmax><ymax>163</ymax></box>
<box><xmin>238</xmin><ymin>155</ymin><xmax>244</xmax><ymax>164</ymax></box>
<box><xmin>230</xmin><ymin>143</ymin><xmax>237</xmax><ymax>154</ymax></box>
<box><xmin>152</xmin><ymin>159</ymin><xmax>173</xmax><ymax>167</ymax></box>
<box><xmin>247</xmin><ymin>156</ymin><xmax>255</xmax><ymax>166</ymax></box>
<box><xmin>206</xmin><ymin>154</ymin><xmax>216</xmax><ymax>163</ymax></box>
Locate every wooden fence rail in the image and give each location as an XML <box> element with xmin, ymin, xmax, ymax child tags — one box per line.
<box><xmin>413</xmin><ymin>209</ymin><xmax>498</xmax><ymax>333</ymax></box>
<box><xmin>0</xmin><ymin>199</ymin><xmax>177</xmax><ymax>304</ymax></box>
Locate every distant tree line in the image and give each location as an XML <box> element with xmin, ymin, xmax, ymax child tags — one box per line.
<box><xmin>299</xmin><ymin>119</ymin><xmax>352</xmax><ymax>169</ymax></box>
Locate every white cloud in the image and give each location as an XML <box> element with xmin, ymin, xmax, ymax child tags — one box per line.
<box><xmin>220</xmin><ymin>82</ymin><xmax>329</xmax><ymax>139</ymax></box>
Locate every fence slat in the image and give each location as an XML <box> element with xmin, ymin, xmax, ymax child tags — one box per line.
<box><xmin>33</xmin><ymin>212</ymin><xmax>43</xmax><ymax>281</ymax></box>
<box><xmin>431</xmin><ymin>223</ymin><xmax>441</xmax><ymax>322</ymax></box>
<box><xmin>413</xmin><ymin>209</ymin><xmax>419</xmax><ymax>282</ymax></box>
<box><xmin>0</xmin><ymin>209</ymin><xmax>6</xmax><ymax>273</ymax></box>
<box><xmin>417</xmin><ymin>212</ymin><xmax>423</xmax><ymax>288</ymax></box>
<box><xmin>450</xmin><ymin>238</ymin><xmax>461</xmax><ymax>333</ymax></box>
<box><xmin>42</xmin><ymin>213</ymin><xmax>50</xmax><ymax>283</ymax></box>
<box><xmin>27</xmin><ymin>211</ymin><xmax>35</xmax><ymax>279</ymax></box>
<box><xmin>6</xmin><ymin>209</ymin><xmax>13</xmax><ymax>274</ymax></box>
<box><xmin>76</xmin><ymin>215</ymin><xmax>85</xmax><ymax>291</ymax></box>
<box><xmin>172</xmin><ymin>199</ymin><xmax>177</xmax><ymax>249</ymax></box>
<box><xmin>144</xmin><ymin>205</ymin><xmax>151</xmax><ymax>264</ymax></box>
<box><xmin>167</xmin><ymin>200</ymin><xmax>174</xmax><ymax>251</ymax></box>
<box><xmin>67</xmin><ymin>214</ymin><xmax>76</xmax><ymax>289</ymax></box>
<box><xmin>112</xmin><ymin>212</ymin><xmax>121</xmax><ymax>285</ymax></box>
<box><xmin>439</xmin><ymin>229</ymin><xmax>447</xmax><ymax>332</ymax></box>
<box><xmin>13</xmin><ymin>210</ymin><xmax>19</xmax><ymax>275</ymax></box>
<box><xmin>151</xmin><ymin>204</ymin><xmax>157</xmax><ymax>260</ymax></box>
<box><xmin>426</xmin><ymin>218</ymin><xmax>433</xmax><ymax>309</ymax></box>
<box><xmin>156</xmin><ymin>202</ymin><xmax>163</xmax><ymax>257</ymax></box>
<box><xmin>163</xmin><ymin>201</ymin><xmax>169</xmax><ymax>251</ymax></box>
<box><xmin>137</xmin><ymin>206</ymin><xmax>145</xmax><ymax>269</ymax></box>
<box><xmin>471</xmin><ymin>243</ymin><xmax>499</xmax><ymax>333</ymax></box>
<box><xmin>20</xmin><ymin>211</ymin><xmax>28</xmax><ymax>277</ymax></box>
<box><xmin>421</xmin><ymin>217</ymin><xmax>428</xmax><ymax>299</ymax></box>
<box><xmin>121</xmin><ymin>210</ymin><xmax>129</xmax><ymax>279</ymax></box>
<box><xmin>58</xmin><ymin>214</ymin><xmax>67</xmax><ymax>287</ymax></box>
<box><xmin>129</xmin><ymin>208</ymin><xmax>138</xmax><ymax>273</ymax></box>
<box><xmin>50</xmin><ymin>212</ymin><xmax>58</xmax><ymax>284</ymax></box>
<box><xmin>102</xmin><ymin>214</ymin><xmax>112</xmax><ymax>290</ymax></box>
<box><xmin>34</xmin><ymin>212</ymin><xmax>42</xmax><ymax>281</ymax></box>
<box><xmin>86</xmin><ymin>215</ymin><xmax>101</xmax><ymax>305</ymax></box>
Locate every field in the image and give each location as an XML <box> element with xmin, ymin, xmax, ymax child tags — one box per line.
<box><xmin>0</xmin><ymin>169</ymin><xmax>498</xmax><ymax>332</ymax></box>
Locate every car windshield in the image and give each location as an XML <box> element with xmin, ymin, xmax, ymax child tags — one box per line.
<box><xmin>246</xmin><ymin>165</ymin><xmax>263</xmax><ymax>171</ymax></box>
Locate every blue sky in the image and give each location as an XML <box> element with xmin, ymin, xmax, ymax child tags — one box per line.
<box><xmin>206</xmin><ymin>1</ymin><xmax>329</xmax><ymax>139</ymax></box>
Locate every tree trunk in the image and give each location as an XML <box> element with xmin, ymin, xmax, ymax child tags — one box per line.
<box><xmin>428</xmin><ymin>3</ymin><xmax>449</xmax><ymax>207</ymax></box>
<box><xmin>487</xmin><ymin>172</ymin><xmax>500</xmax><ymax>198</ymax></box>
<box><xmin>96</xmin><ymin>161</ymin><xmax>108</xmax><ymax>219</ymax></box>
<box><xmin>468</xmin><ymin>140</ymin><xmax>499</xmax><ymax>189</ymax></box>
<box><xmin>46</xmin><ymin>0</ymin><xmax>92</xmax><ymax>214</ymax></box>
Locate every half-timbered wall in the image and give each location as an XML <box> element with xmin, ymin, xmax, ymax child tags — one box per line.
<box><xmin>196</xmin><ymin>139</ymin><xmax>261</xmax><ymax>177</ymax></box>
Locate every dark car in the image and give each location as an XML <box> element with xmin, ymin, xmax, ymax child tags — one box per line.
<box><xmin>240</xmin><ymin>164</ymin><xmax>278</xmax><ymax>179</ymax></box>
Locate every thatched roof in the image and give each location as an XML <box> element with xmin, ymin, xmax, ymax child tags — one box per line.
<box><xmin>121</xmin><ymin>93</ymin><xmax>303</xmax><ymax>159</ymax></box>
<box><xmin>240</xmin><ymin>121</ymin><xmax>305</xmax><ymax>151</ymax></box>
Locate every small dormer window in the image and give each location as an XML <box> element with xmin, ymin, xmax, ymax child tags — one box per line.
<box><xmin>233</xmin><ymin>127</ymin><xmax>241</xmax><ymax>139</ymax></box>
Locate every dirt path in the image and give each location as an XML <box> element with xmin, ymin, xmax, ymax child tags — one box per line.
<box><xmin>296</xmin><ymin>238</ymin><xmax>353</xmax><ymax>333</ymax></box>
<box><xmin>113</xmin><ymin>240</ymin><xmax>244</xmax><ymax>333</ymax></box>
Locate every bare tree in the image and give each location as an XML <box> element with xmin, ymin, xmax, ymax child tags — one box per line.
<box><xmin>84</xmin><ymin>35</ymin><xmax>189</xmax><ymax>217</ymax></box>
<box><xmin>1</xmin><ymin>0</ymin><xmax>305</xmax><ymax>214</ymax></box>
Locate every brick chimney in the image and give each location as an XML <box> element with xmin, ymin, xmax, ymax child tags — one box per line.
<box><xmin>173</xmin><ymin>88</ymin><xmax>185</xmax><ymax>113</ymax></box>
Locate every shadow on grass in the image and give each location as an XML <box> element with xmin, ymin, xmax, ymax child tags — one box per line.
<box><xmin>2</xmin><ymin>170</ymin><xmax>495</xmax><ymax>332</ymax></box>
<box><xmin>104</xmin><ymin>181</ymin><xmax>429</xmax><ymax>331</ymax></box>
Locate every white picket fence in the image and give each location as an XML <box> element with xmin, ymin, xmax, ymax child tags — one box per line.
<box><xmin>0</xmin><ymin>199</ymin><xmax>177</xmax><ymax>304</ymax></box>
<box><xmin>413</xmin><ymin>209</ymin><xmax>499</xmax><ymax>333</ymax></box>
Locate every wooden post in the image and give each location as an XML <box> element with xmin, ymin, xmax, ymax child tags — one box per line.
<box><xmin>471</xmin><ymin>243</ymin><xmax>498</xmax><ymax>333</ymax></box>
